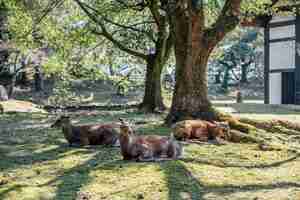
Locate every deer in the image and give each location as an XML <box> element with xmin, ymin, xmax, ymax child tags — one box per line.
<box><xmin>172</xmin><ymin>120</ymin><xmax>230</xmax><ymax>142</ymax></box>
<box><xmin>51</xmin><ymin>116</ymin><xmax>120</xmax><ymax>147</ymax></box>
<box><xmin>118</xmin><ymin>118</ymin><xmax>183</xmax><ymax>162</ymax></box>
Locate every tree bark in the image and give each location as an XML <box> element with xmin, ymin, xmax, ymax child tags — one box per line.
<box><xmin>139</xmin><ymin>54</ymin><xmax>165</xmax><ymax>112</ymax></box>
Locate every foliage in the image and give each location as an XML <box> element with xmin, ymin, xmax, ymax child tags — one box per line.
<box><xmin>209</xmin><ymin>27</ymin><xmax>262</xmax><ymax>92</ymax></box>
<box><xmin>47</xmin><ymin>79</ymin><xmax>78</xmax><ymax>107</ymax></box>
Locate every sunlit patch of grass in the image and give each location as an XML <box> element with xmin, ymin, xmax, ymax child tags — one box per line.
<box><xmin>185</xmin><ymin>143</ymin><xmax>294</xmax><ymax>167</ymax></box>
<box><xmin>0</xmin><ymin>100</ymin><xmax>47</xmax><ymax>114</ymax></box>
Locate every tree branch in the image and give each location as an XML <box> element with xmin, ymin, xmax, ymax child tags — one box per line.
<box><xmin>148</xmin><ymin>0</ymin><xmax>162</xmax><ymax>27</ymax></box>
<box><xmin>240</xmin><ymin>0</ymin><xmax>288</xmax><ymax>27</ymax></box>
<box><xmin>101</xmin><ymin>16</ymin><xmax>156</xmax><ymax>42</ymax></box>
<box><xmin>74</xmin><ymin>0</ymin><xmax>148</xmax><ymax>60</ymax></box>
<box><xmin>204</xmin><ymin>0</ymin><xmax>241</xmax><ymax>50</ymax></box>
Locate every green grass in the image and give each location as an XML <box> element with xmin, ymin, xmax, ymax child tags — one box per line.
<box><xmin>1</xmin><ymin>109</ymin><xmax>300</xmax><ymax>200</ymax></box>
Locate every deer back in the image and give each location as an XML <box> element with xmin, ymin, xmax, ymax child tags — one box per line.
<box><xmin>78</xmin><ymin>124</ymin><xmax>119</xmax><ymax>145</ymax></box>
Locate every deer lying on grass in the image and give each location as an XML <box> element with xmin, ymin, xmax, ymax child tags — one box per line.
<box><xmin>172</xmin><ymin>120</ymin><xmax>230</xmax><ymax>142</ymax></box>
<box><xmin>51</xmin><ymin>116</ymin><xmax>120</xmax><ymax>147</ymax></box>
<box><xmin>118</xmin><ymin>118</ymin><xmax>183</xmax><ymax>162</ymax></box>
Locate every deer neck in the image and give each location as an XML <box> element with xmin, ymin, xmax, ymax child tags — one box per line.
<box><xmin>62</xmin><ymin>123</ymin><xmax>74</xmax><ymax>141</ymax></box>
<box><xmin>119</xmin><ymin>133</ymin><xmax>134</xmax><ymax>153</ymax></box>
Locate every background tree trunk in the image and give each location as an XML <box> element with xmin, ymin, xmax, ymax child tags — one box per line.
<box><xmin>139</xmin><ymin>55</ymin><xmax>165</xmax><ymax>112</ymax></box>
<box><xmin>241</xmin><ymin>63</ymin><xmax>248</xmax><ymax>83</ymax></box>
<box><xmin>222</xmin><ymin>67</ymin><xmax>230</xmax><ymax>92</ymax></box>
<box><xmin>0</xmin><ymin>85</ymin><xmax>8</xmax><ymax>101</ymax></box>
<box><xmin>34</xmin><ymin>65</ymin><xmax>44</xmax><ymax>92</ymax></box>
<box><xmin>215</xmin><ymin>72</ymin><xmax>221</xmax><ymax>84</ymax></box>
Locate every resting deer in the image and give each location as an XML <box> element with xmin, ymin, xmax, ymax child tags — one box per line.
<box><xmin>118</xmin><ymin>118</ymin><xmax>183</xmax><ymax>162</ymax></box>
<box><xmin>51</xmin><ymin>116</ymin><xmax>120</xmax><ymax>147</ymax></box>
<box><xmin>172</xmin><ymin>120</ymin><xmax>230</xmax><ymax>142</ymax></box>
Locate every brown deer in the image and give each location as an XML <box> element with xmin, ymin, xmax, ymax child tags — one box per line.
<box><xmin>118</xmin><ymin>118</ymin><xmax>183</xmax><ymax>162</ymax></box>
<box><xmin>172</xmin><ymin>120</ymin><xmax>230</xmax><ymax>142</ymax></box>
<box><xmin>51</xmin><ymin>116</ymin><xmax>120</xmax><ymax>147</ymax></box>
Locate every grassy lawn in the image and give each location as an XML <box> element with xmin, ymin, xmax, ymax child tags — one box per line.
<box><xmin>1</xmin><ymin>106</ymin><xmax>300</xmax><ymax>200</ymax></box>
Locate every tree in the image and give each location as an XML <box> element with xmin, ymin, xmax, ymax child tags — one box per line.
<box><xmin>165</xmin><ymin>0</ymin><xmax>293</xmax><ymax>124</ymax></box>
<box><xmin>74</xmin><ymin>0</ymin><xmax>174</xmax><ymax>112</ymax></box>
<box><xmin>214</xmin><ymin>29</ymin><xmax>258</xmax><ymax>92</ymax></box>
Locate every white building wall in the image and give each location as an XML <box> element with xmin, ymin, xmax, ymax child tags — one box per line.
<box><xmin>270</xmin><ymin>25</ymin><xmax>295</xmax><ymax>40</ymax></box>
<box><xmin>271</xmin><ymin>16</ymin><xmax>296</xmax><ymax>23</ymax></box>
<box><xmin>269</xmin><ymin>73</ymin><xmax>282</xmax><ymax>104</ymax></box>
<box><xmin>269</xmin><ymin>41</ymin><xmax>295</xmax><ymax>70</ymax></box>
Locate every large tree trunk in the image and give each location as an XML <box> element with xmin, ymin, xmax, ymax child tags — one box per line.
<box><xmin>139</xmin><ymin>55</ymin><xmax>166</xmax><ymax>112</ymax></box>
<box><xmin>166</xmin><ymin>9</ymin><xmax>217</xmax><ymax>124</ymax></box>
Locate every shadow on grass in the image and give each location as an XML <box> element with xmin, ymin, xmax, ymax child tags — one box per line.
<box><xmin>0</xmin><ymin>185</ymin><xmax>26</xmax><ymax>200</ymax></box>
<box><xmin>206</xmin><ymin>182</ymin><xmax>300</xmax><ymax>195</ymax></box>
<box><xmin>161</xmin><ymin>161</ymin><xmax>204</xmax><ymax>200</ymax></box>
<box><xmin>181</xmin><ymin>152</ymin><xmax>300</xmax><ymax>169</ymax></box>
<box><xmin>161</xmin><ymin>160</ymin><xmax>300</xmax><ymax>200</ymax></box>
<box><xmin>0</xmin><ymin>143</ymin><xmax>94</xmax><ymax>172</ymax></box>
<box><xmin>40</xmin><ymin>146</ymin><xmax>120</xmax><ymax>200</ymax></box>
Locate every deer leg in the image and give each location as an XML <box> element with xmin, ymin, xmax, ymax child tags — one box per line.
<box><xmin>136</xmin><ymin>148</ymin><xmax>154</xmax><ymax>162</ymax></box>
<box><xmin>111</xmin><ymin>139</ymin><xmax>120</xmax><ymax>147</ymax></box>
<box><xmin>79</xmin><ymin>136</ymin><xmax>90</xmax><ymax>146</ymax></box>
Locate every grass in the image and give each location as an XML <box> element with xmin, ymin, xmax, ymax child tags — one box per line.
<box><xmin>1</xmin><ymin>108</ymin><xmax>300</xmax><ymax>200</ymax></box>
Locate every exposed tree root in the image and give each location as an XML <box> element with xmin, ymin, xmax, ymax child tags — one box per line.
<box><xmin>181</xmin><ymin>150</ymin><xmax>300</xmax><ymax>169</ymax></box>
<box><xmin>215</xmin><ymin>110</ymin><xmax>256</xmax><ymax>133</ymax></box>
<box><xmin>239</xmin><ymin>118</ymin><xmax>300</xmax><ymax>135</ymax></box>
<box><xmin>228</xmin><ymin>129</ymin><xmax>264</xmax><ymax>143</ymax></box>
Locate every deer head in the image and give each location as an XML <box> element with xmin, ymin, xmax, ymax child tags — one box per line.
<box><xmin>51</xmin><ymin>115</ymin><xmax>71</xmax><ymax>128</ymax></box>
<box><xmin>119</xmin><ymin>118</ymin><xmax>135</xmax><ymax>136</ymax></box>
<box><xmin>212</xmin><ymin>121</ymin><xmax>230</xmax><ymax>140</ymax></box>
